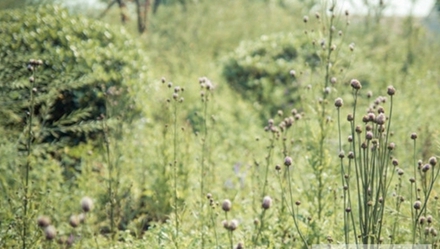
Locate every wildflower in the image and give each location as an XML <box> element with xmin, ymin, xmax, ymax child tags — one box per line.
<box><xmin>334</xmin><ymin>98</ymin><xmax>343</xmax><ymax>108</ymax></box>
<box><xmin>37</xmin><ymin>216</ymin><xmax>51</xmax><ymax>228</ymax></box>
<box><xmin>81</xmin><ymin>197</ymin><xmax>93</xmax><ymax>213</ymax></box>
<box><xmin>222</xmin><ymin>199</ymin><xmax>232</xmax><ymax>212</ymax></box>
<box><xmin>284</xmin><ymin>156</ymin><xmax>293</xmax><ymax>167</ymax></box>
<box><xmin>262</xmin><ymin>196</ymin><xmax>272</xmax><ymax>210</ymax></box>
<box><xmin>44</xmin><ymin>225</ymin><xmax>57</xmax><ymax>240</ymax></box>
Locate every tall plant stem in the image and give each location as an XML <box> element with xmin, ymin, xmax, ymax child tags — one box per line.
<box><xmin>23</xmin><ymin>66</ymin><xmax>37</xmax><ymax>249</ymax></box>
<box><xmin>172</xmin><ymin>100</ymin><xmax>180</xmax><ymax>249</ymax></box>
<box><xmin>287</xmin><ymin>168</ymin><xmax>308</xmax><ymax>248</ymax></box>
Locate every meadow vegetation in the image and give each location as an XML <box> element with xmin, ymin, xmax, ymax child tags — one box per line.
<box><xmin>0</xmin><ymin>0</ymin><xmax>440</xmax><ymax>248</ymax></box>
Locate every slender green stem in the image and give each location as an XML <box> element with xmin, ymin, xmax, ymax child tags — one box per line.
<box><xmin>23</xmin><ymin>64</ymin><xmax>37</xmax><ymax>249</ymax></box>
<box><xmin>287</xmin><ymin>168</ymin><xmax>308</xmax><ymax>248</ymax></box>
<box><xmin>173</xmin><ymin>99</ymin><xmax>180</xmax><ymax>249</ymax></box>
<box><xmin>200</xmin><ymin>92</ymin><xmax>209</xmax><ymax>249</ymax></box>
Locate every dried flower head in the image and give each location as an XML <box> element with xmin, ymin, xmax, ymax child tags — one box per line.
<box><xmin>262</xmin><ymin>196</ymin><xmax>272</xmax><ymax>210</ymax></box>
<box><xmin>229</xmin><ymin>219</ymin><xmax>239</xmax><ymax>231</ymax></box>
<box><xmin>222</xmin><ymin>199</ymin><xmax>232</xmax><ymax>212</ymax></box>
<box><xmin>411</xmin><ymin>133</ymin><xmax>417</xmax><ymax>140</ymax></box>
<box><xmin>81</xmin><ymin>197</ymin><xmax>93</xmax><ymax>213</ymax></box>
<box><xmin>37</xmin><ymin>215</ymin><xmax>51</xmax><ymax>228</ymax></box>
<box><xmin>290</xmin><ymin>70</ymin><xmax>296</xmax><ymax>77</ymax></box>
<box><xmin>334</xmin><ymin>97</ymin><xmax>343</xmax><ymax>108</ymax></box>
<box><xmin>414</xmin><ymin>201</ymin><xmax>422</xmax><ymax>210</ymax></box>
<box><xmin>422</xmin><ymin>164</ymin><xmax>431</xmax><ymax>172</ymax></box>
<box><xmin>69</xmin><ymin>215</ymin><xmax>80</xmax><ymax>228</ymax></box>
<box><xmin>303</xmin><ymin>16</ymin><xmax>309</xmax><ymax>23</ymax></box>
<box><xmin>376</xmin><ymin>113</ymin><xmax>386</xmax><ymax>125</ymax></box>
<box><xmin>284</xmin><ymin>156</ymin><xmax>293</xmax><ymax>167</ymax></box>
<box><xmin>387</xmin><ymin>86</ymin><xmax>396</xmax><ymax>96</ymax></box>
<box><xmin>350</xmin><ymin>79</ymin><xmax>361</xmax><ymax>90</ymax></box>
<box><xmin>44</xmin><ymin>225</ymin><xmax>57</xmax><ymax>240</ymax></box>
<box><xmin>429</xmin><ymin>157</ymin><xmax>437</xmax><ymax>167</ymax></box>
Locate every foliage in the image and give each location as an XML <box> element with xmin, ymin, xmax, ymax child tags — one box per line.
<box><xmin>222</xmin><ymin>33</ymin><xmax>316</xmax><ymax>119</ymax></box>
<box><xmin>0</xmin><ymin>5</ymin><xmax>147</xmax><ymax>147</ymax></box>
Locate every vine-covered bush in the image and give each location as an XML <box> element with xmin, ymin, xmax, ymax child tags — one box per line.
<box><xmin>222</xmin><ymin>33</ymin><xmax>318</xmax><ymax>119</ymax></box>
<box><xmin>0</xmin><ymin>5</ymin><xmax>148</xmax><ymax>146</ymax></box>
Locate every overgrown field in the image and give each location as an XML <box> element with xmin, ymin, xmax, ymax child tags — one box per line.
<box><xmin>1</xmin><ymin>0</ymin><xmax>440</xmax><ymax>248</ymax></box>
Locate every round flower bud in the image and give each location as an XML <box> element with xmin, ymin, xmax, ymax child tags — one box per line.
<box><xmin>330</xmin><ymin>77</ymin><xmax>337</xmax><ymax>84</ymax></box>
<box><xmin>411</xmin><ymin>133</ymin><xmax>417</xmax><ymax>140</ymax></box>
<box><xmin>422</xmin><ymin>164</ymin><xmax>431</xmax><ymax>172</ymax></box>
<box><xmin>366</xmin><ymin>131</ymin><xmax>373</xmax><ymax>140</ymax></box>
<box><xmin>347</xmin><ymin>114</ymin><xmax>354</xmax><ymax>122</ymax></box>
<box><xmin>376</xmin><ymin>113</ymin><xmax>386</xmax><ymax>125</ymax></box>
<box><xmin>392</xmin><ymin>159</ymin><xmax>399</xmax><ymax>166</ymax></box>
<box><xmin>339</xmin><ymin>151</ymin><xmax>345</xmax><ymax>159</ymax></box>
<box><xmin>262</xmin><ymin>196</ymin><xmax>272</xmax><ymax>210</ymax></box>
<box><xmin>334</xmin><ymin>97</ymin><xmax>343</xmax><ymax>108</ymax></box>
<box><xmin>81</xmin><ymin>197</ymin><xmax>93</xmax><ymax>213</ymax></box>
<box><xmin>387</xmin><ymin>86</ymin><xmax>396</xmax><ymax>96</ymax></box>
<box><xmin>290</xmin><ymin>70</ymin><xmax>296</xmax><ymax>77</ymax></box>
<box><xmin>295</xmin><ymin>200</ymin><xmax>301</xmax><ymax>206</ymax></box>
<box><xmin>44</xmin><ymin>225</ymin><xmax>57</xmax><ymax>240</ymax></box>
<box><xmin>284</xmin><ymin>156</ymin><xmax>293</xmax><ymax>167</ymax></box>
<box><xmin>429</xmin><ymin>157</ymin><xmax>437</xmax><ymax>167</ymax></box>
<box><xmin>388</xmin><ymin>142</ymin><xmax>395</xmax><ymax>150</ymax></box>
<box><xmin>37</xmin><ymin>216</ymin><xmax>51</xmax><ymax>228</ymax></box>
<box><xmin>397</xmin><ymin>168</ymin><xmax>404</xmax><ymax>176</ymax></box>
<box><xmin>229</xmin><ymin>219</ymin><xmax>239</xmax><ymax>231</ymax></box>
<box><xmin>303</xmin><ymin>16</ymin><xmax>309</xmax><ymax>23</ymax></box>
<box><xmin>427</xmin><ymin>215</ymin><xmax>433</xmax><ymax>224</ymax></box>
<box><xmin>69</xmin><ymin>215</ymin><xmax>80</xmax><ymax>228</ymax></box>
<box><xmin>222</xmin><ymin>199</ymin><xmax>232</xmax><ymax>212</ymax></box>
<box><xmin>414</xmin><ymin>201</ymin><xmax>422</xmax><ymax>210</ymax></box>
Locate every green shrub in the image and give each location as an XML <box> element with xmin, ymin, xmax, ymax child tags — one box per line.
<box><xmin>0</xmin><ymin>5</ymin><xmax>147</xmax><ymax>147</ymax></box>
<box><xmin>222</xmin><ymin>32</ymin><xmax>317</xmax><ymax>119</ymax></box>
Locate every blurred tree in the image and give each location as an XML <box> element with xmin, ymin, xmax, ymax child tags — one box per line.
<box><xmin>99</xmin><ymin>0</ymin><xmax>188</xmax><ymax>34</ymax></box>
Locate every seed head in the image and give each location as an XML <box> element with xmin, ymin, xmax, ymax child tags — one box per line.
<box><xmin>339</xmin><ymin>151</ymin><xmax>345</xmax><ymax>159</ymax></box>
<box><xmin>262</xmin><ymin>196</ymin><xmax>272</xmax><ymax>210</ymax></box>
<box><xmin>345</xmin><ymin>207</ymin><xmax>351</xmax><ymax>213</ymax></box>
<box><xmin>222</xmin><ymin>199</ymin><xmax>232</xmax><ymax>212</ymax></box>
<box><xmin>422</xmin><ymin>164</ymin><xmax>431</xmax><ymax>172</ymax></box>
<box><xmin>81</xmin><ymin>197</ymin><xmax>93</xmax><ymax>213</ymax></box>
<box><xmin>427</xmin><ymin>215</ymin><xmax>433</xmax><ymax>224</ymax></box>
<box><xmin>397</xmin><ymin>168</ymin><xmax>404</xmax><ymax>176</ymax></box>
<box><xmin>419</xmin><ymin>216</ymin><xmax>426</xmax><ymax>224</ymax></box>
<box><xmin>350</xmin><ymin>79</ymin><xmax>361</xmax><ymax>90</ymax></box>
<box><xmin>429</xmin><ymin>157</ymin><xmax>437</xmax><ymax>167</ymax></box>
<box><xmin>44</xmin><ymin>225</ymin><xmax>57</xmax><ymax>240</ymax></box>
<box><xmin>330</xmin><ymin>77</ymin><xmax>337</xmax><ymax>84</ymax></box>
<box><xmin>229</xmin><ymin>219</ymin><xmax>239</xmax><ymax>231</ymax></box>
<box><xmin>69</xmin><ymin>215</ymin><xmax>80</xmax><ymax>228</ymax></box>
<box><xmin>289</xmin><ymin>70</ymin><xmax>296</xmax><ymax>77</ymax></box>
<box><xmin>167</xmin><ymin>82</ymin><xmax>172</xmax><ymax>88</ymax></box>
<box><xmin>387</xmin><ymin>86</ymin><xmax>396</xmax><ymax>96</ymax></box>
<box><xmin>414</xmin><ymin>201</ymin><xmax>422</xmax><ymax>210</ymax></box>
<box><xmin>303</xmin><ymin>16</ymin><xmax>309</xmax><ymax>23</ymax></box>
<box><xmin>431</xmin><ymin>228</ymin><xmax>438</xmax><ymax>237</ymax></box>
<box><xmin>161</xmin><ymin>77</ymin><xmax>166</xmax><ymax>83</ymax></box>
<box><xmin>334</xmin><ymin>97</ymin><xmax>343</xmax><ymax>108</ymax></box>
<box><xmin>295</xmin><ymin>200</ymin><xmax>301</xmax><ymax>206</ymax></box>
<box><xmin>366</xmin><ymin>131</ymin><xmax>373</xmax><ymax>140</ymax></box>
<box><xmin>348</xmin><ymin>151</ymin><xmax>354</xmax><ymax>159</ymax></box>
<box><xmin>345</xmin><ymin>10</ymin><xmax>349</xmax><ymax>16</ymax></box>
<box><xmin>376</xmin><ymin>113</ymin><xmax>386</xmax><ymax>125</ymax></box>
<box><xmin>347</xmin><ymin>113</ymin><xmax>353</xmax><ymax>122</ymax></box>
<box><xmin>236</xmin><ymin>242</ymin><xmax>244</xmax><ymax>249</ymax></box>
<box><xmin>315</xmin><ymin>12</ymin><xmax>320</xmax><ymax>19</ymax></box>
<box><xmin>284</xmin><ymin>156</ymin><xmax>293</xmax><ymax>167</ymax></box>
<box><xmin>411</xmin><ymin>133</ymin><xmax>417</xmax><ymax>140</ymax></box>
<box><xmin>349</xmin><ymin>43</ymin><xmax>355</xmax><ymax>51</ymax></box>
<box><xmin>392</xmin><ymin>159</ymin><xmax>399</xmax><ymax>166</ymax></box>
<box><xmin>388</xmin><ymin>142</ymin><xmax>395</xmax><ymax>150</ymax></box>
<box><xmin>355</xmin><ymin>125</ymin><xmax>362</xmax><ymax>134</ymax></box>
<box><xmin>37</xmin><ymin>215</ymin><xmax>51</xmax><ymax>228</ymax></box>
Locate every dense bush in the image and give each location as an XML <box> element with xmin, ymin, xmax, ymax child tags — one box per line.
<box><xmin>222</xmin><ymin>32</ymin><xmax>318</xmax><ymax>119</ymax></box>
<box><xmin>0</xmin><ymin>5</ymin><xmax>147</xmax><ymax>147</ymax></box>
